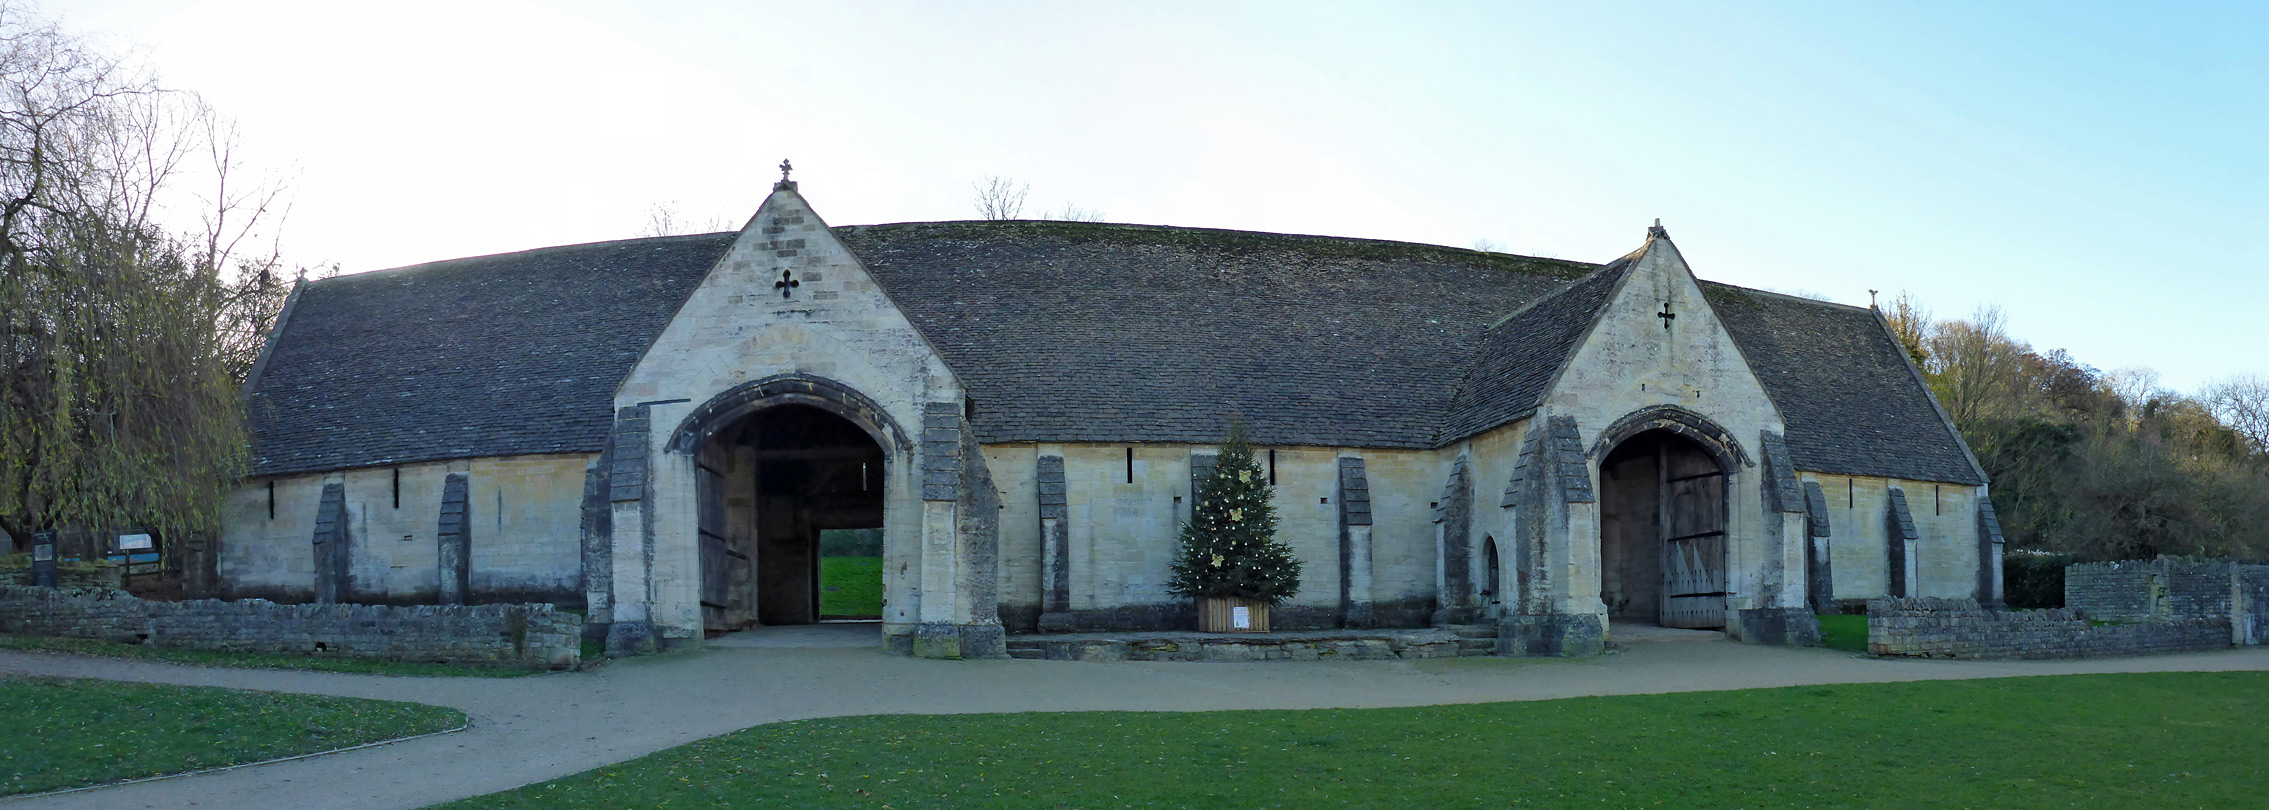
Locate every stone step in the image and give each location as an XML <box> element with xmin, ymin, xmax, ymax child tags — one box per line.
<box><xmin>1006</xmin><ymin>647</ymin><xmax>1046</xmax><ymax>660</ymax></box>
<box><xmin>1441</xmin><ymin>623</ymin><xmax>1500</xmax><ymax>640</ymax></box>
<box><xmin>1455</xmin><ymin>637</ymin><xmax>1498</xmax><ymax>655</ymax></box>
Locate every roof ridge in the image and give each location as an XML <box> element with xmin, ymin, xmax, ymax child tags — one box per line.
<box><xmin>837</xmin><ymin>219</ymin><xmax>1601</xmax><ymax>278</ymax></box>
<box><xmin>320</xmin><ymin>231</ymin><xmax>738</xmax><ymax>283</ymax></box>
<box><xmin>333</xmin><ymin>221</ymin><xmax>1604</xmax><ymax>287</ymax></box>
<box><xmin>1481</xmin><ymin>252</ymin><xmax>1632</xmax><ymax>331</ymax></box>
<box><xmin>1697</xmin><ymin>280</ymin><xmax>1873</xmax><ymax>313</ymax></box>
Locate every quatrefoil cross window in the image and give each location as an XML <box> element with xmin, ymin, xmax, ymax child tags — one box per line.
<box><xmin>774</xmin><ymin>269</ymin><xmax>799</xmax><ymax>299</ymax></box>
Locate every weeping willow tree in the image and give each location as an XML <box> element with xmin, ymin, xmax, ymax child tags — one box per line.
<box><xmin>0</xmin><ymin>3</ymin><xmax>290</xmax><ymax>549</ymax></box>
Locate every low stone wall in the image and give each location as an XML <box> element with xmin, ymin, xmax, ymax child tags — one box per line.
<box><xmin>0</xmin><ymin>586</ymin><xmax>580</xmax><ymax>668</ymax></box>
<box><xmin>2065</xmin><ymin>558</ymin><xmax>2269</xmax><ymax>647</ymax></box>
<box><xmin>2067</xmin><ymin>558</ymin><xmax>2238</xmax><ymax>622</ymax></box>
<box><xmin>0</xmin><ymin>562</ymin><xmax>121</xmax><ymax>590</ymax></box>
<box><xmin>2240</xmin><ymin>566</ymin><xmax>2269</xmax><ymax>647</ymax></box>
<box><xmin>1004</xmin><ymin>628</ymin><xmax>1463</xmax><ymax>662</ymax></box>
<box><xmin>1868</xmin><ymin>597</ymin><xmax>2229</xmax><ymax>660</ymax></box>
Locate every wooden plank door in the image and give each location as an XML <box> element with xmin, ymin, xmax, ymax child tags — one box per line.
<box><xmin>697</xmin><ymin>465</ymin><xmax>730</xmax><ymax>627</ymax></box>
<box><xmin>1659</xmin><ymin>461</ymin><xmax>1728</xmax><ymax>629</ymax></box>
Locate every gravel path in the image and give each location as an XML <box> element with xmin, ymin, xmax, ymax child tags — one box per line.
<box><xmin>6</xmin><ymin>632</ymin><xmax>2267</xmax><ymax>810</ymax></box>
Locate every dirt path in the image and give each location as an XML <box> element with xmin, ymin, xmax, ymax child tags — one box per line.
<box><xmin>7</xmin><ymin>636</ymin><xmax>2268</xmax><ymax>810</ymax></box>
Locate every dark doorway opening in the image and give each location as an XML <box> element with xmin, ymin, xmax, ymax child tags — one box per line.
<box><xmin>1481</xmin><ymin>535</ymin><xmax>1502</xmax><ymax>608</ymax></box>
<box><xmin>696</xmin><ymin>404</ymin><xmax>886</xmax><ymax>634</ymax></box>
<box><xmin>1598</xmin><ymin>430</ymin><xmax>1727</xmax><ymax>629</ymax></box>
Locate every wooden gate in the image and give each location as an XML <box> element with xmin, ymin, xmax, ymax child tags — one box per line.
<box><xmin>1658</xmin><ymin>462</ymin><xmax>1727</xmax><ymax>629</ymax></box>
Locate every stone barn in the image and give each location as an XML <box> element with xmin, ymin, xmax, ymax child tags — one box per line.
<box><xmin>224</xmin><ymin>173</ymin><xmax>2000</xmax><ymax>658</ymax></box>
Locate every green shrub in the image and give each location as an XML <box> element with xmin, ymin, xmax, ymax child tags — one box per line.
<box><xmin>2003</xmin><ymin>551</ymin><xmax>2073</xmax><ymax>609</ymax></box>
<box><xmin>1816</xmin><ymin>614</ymin><xmax>1869</xmax><ymax>652</ymax></box>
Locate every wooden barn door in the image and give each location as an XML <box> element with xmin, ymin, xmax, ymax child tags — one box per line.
<box><xmin>697</xmin><ymin>464</ymin><xmax>731</xmax><ymax>630</ymax></box>
<box><xmin>1658</xmin><ymin>446</ymin><xmax>1728</xmax><ymax>629</ymax></box>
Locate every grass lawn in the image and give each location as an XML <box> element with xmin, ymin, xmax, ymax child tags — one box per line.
<box><xmin>437</xmin><ymin>672</ymin><xmax>2269</xmax><ymax>809</ymax></box>
<box><xmin>0</xmin><ymin>677</ymin><xmax>463</xmax><ymax>795</ymax></box>
<box><xmin>0</xmin><ymin>636</ymin><xmax>547</xmax><ymax>677</ymax></box>
<box><xmin>819</xmin><ymin>556</ymin><xmax>882</xmax><ymax>617</ymax></box>
<box><xmin>1817</xmin><ymin>613</ymin><xmax>1868</xmax><ymax>652</ymax></box>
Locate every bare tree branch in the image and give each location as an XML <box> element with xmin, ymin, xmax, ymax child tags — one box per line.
<box><xmin>972</xmin><ymin>175</ymin><xmax>1026</xmax><ymax>220</ymax></box>
<box><xmin>637</xmin><ymin>201</ymin><xmax>729</xmax><ymax>238</ymax></box>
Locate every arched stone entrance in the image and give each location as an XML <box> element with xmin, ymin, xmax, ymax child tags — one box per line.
<box><xmin>695</xmin><ymin>405</ymin><xmax>886</xmax><ymax>631</ymax></box>
<box><xmin>667</xmin><ymin>375</ymin><xmax>910</xmax><ymax>636</ymax></box>
<box><xmin>1598</xmin><ymin>429</ymin><xmax>1731</xmax><ymax>630</ymax></box>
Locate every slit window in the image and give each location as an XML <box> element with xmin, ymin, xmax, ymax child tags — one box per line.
<box><xmin>1126</xmin><ymin>447</ymin><xmax>1134</xmax><ymax>483</ymax></box>
<box><xmin>392</xmin><ymin>468</ymin><xmax>401</xmax><ymax>509</ymax></box>
<box><xmin>1934</xmin><ymin>484</ymin><xmax>1941</xmax><ymax>515</ymax></box>
<box><xmin>1268</xmin><ymin>449</ymin><xmax>1277</xmax><ymax>486</ymax></box>
<box><xmin>267</xmin><ymin>480</ymin><xmax>275</xmax><ymax>520</ymax></box>
<box><xmin>1848</xmin><ymin>479</ymin><xmax>1855</xmax><ymax>508</ymax></box>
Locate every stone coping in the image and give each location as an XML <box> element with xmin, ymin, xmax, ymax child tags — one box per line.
<box><xmin>1010</xmin><ymin>627</ymin><xmax>1456</xmax><ymax>643</ymax></box>
<box><xmin>1004</xmin><ymin>627</ymin><xmax>1466</xmax><ymax>662</ymax></box>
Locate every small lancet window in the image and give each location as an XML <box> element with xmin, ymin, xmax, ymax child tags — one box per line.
<box><xmin>392</xmin><ymin>468</ymin><xmax>401</xmax><ymax>509</ymax></box>
<box><xmin>267</xmin><ymin>480</ymin><xmax>276</xmax><ymax>520</ymax></box>
<box><xmin>1268</xmin><ymin>449</ymin><xmax>1277</xmax><ymax>486</ymax></box>
<box><xmin>1126</xmin><ymin>447</ymin><xmax>1134</xmax><ymax>483</ymax></box>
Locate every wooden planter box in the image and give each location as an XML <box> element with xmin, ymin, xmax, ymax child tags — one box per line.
<box><xmin>1198</xmin><ymin>595</ymin><xmax>1271</xmax><ymax>633</ymax></box>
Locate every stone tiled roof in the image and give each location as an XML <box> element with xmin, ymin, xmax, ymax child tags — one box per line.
<box><xmin>245</xmin><ymin>220</ymin><xmax>1984</xmax><ymax>486</ymax></box>
<box><xmin>837</xmin><ymin>222</ymin><xmax>1588</xmax><ymax>449</ymax></box>
<box><xmin>247</xmin><ymin>235</ymin><xmax>729</xmax><ymax>475</ymax></box>
<box><xmin>1434</xmin><ymin>253</ymin><xmax>1634</xmax><ymax>443</ymax></box>
<box><xmin>1702</xmin><ymin>284</ymin><xmax>1985</xmax><ymax>485</ymax></box>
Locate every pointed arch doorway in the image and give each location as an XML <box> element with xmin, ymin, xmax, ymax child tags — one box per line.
<box><xmin>1598</xmin><ymin>430</ymin><xmax>1728</xmax><ymax>630</ymax></box>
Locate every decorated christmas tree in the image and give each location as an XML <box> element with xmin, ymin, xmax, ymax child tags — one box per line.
<box><xmin>1168</xmin><ymin>423</ymin><xmax>1302</xmax><ymax>604</ymax></box>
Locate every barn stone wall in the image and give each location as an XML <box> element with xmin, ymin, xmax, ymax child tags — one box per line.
<box><xmin>1868</xmin><ymin>597</ymin><xmax>2228</xmax><ymax>660</ymax></box>
<box><xmin>989</xmin><ymin>442</ymin><xmax>1449</xmax><ymax>633</ymax></box>
<box><xmin>1798</xmin><ymin>473</ymin><xmax>1982</xmax><ymax>602</ymax></box>
<box><xmin>0</xmin><ymin>585</ymin><xmax>581</xmax><ymax>668</ymax></box>
<box><xmin>219</xmin><ymin>454</ymin><xmax>595</xmax><ymax>605</ymax></box>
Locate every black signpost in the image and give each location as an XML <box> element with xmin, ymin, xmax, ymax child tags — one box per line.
<box><xmin>29</xmin><ymin>530</ymin><xmax>57</xmax><ymax>587</ymax></box>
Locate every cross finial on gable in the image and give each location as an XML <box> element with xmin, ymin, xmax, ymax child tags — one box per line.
<box><xmin>774</xmin><ymin>158</ymin><xmax>797</xmax><ymax>191</ymax></box>
<box><xmin>1647</xmin><ymin>218</ymin><xmax>1669</xmax><ymax>239</ymax></box>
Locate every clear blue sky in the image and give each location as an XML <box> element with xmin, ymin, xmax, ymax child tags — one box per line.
<box><xmin>65</xmin><ymin>0</ymin><xmax>2268</xmax><ymax>392</ymax></box>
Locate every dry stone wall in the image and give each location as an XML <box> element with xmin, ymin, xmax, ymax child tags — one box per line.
<box><xmin>2067</xmin><ymin>558</ymin><xmax>2249</xmax><ymax>622</ymax></box>
<box><xmin>2240</xmin><ymin>566</ymin><xmax>2269</xmax><ymax>647</ymax></box>
<box><xmin>1868</xmin><ymin>597</ymin><xmax>2228</xmax><ymax>660</ymax></box>
<box><xmin>0</xmin><ymin>585</ymin><xmax>580</xmax><ymax>668</ymax></box>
